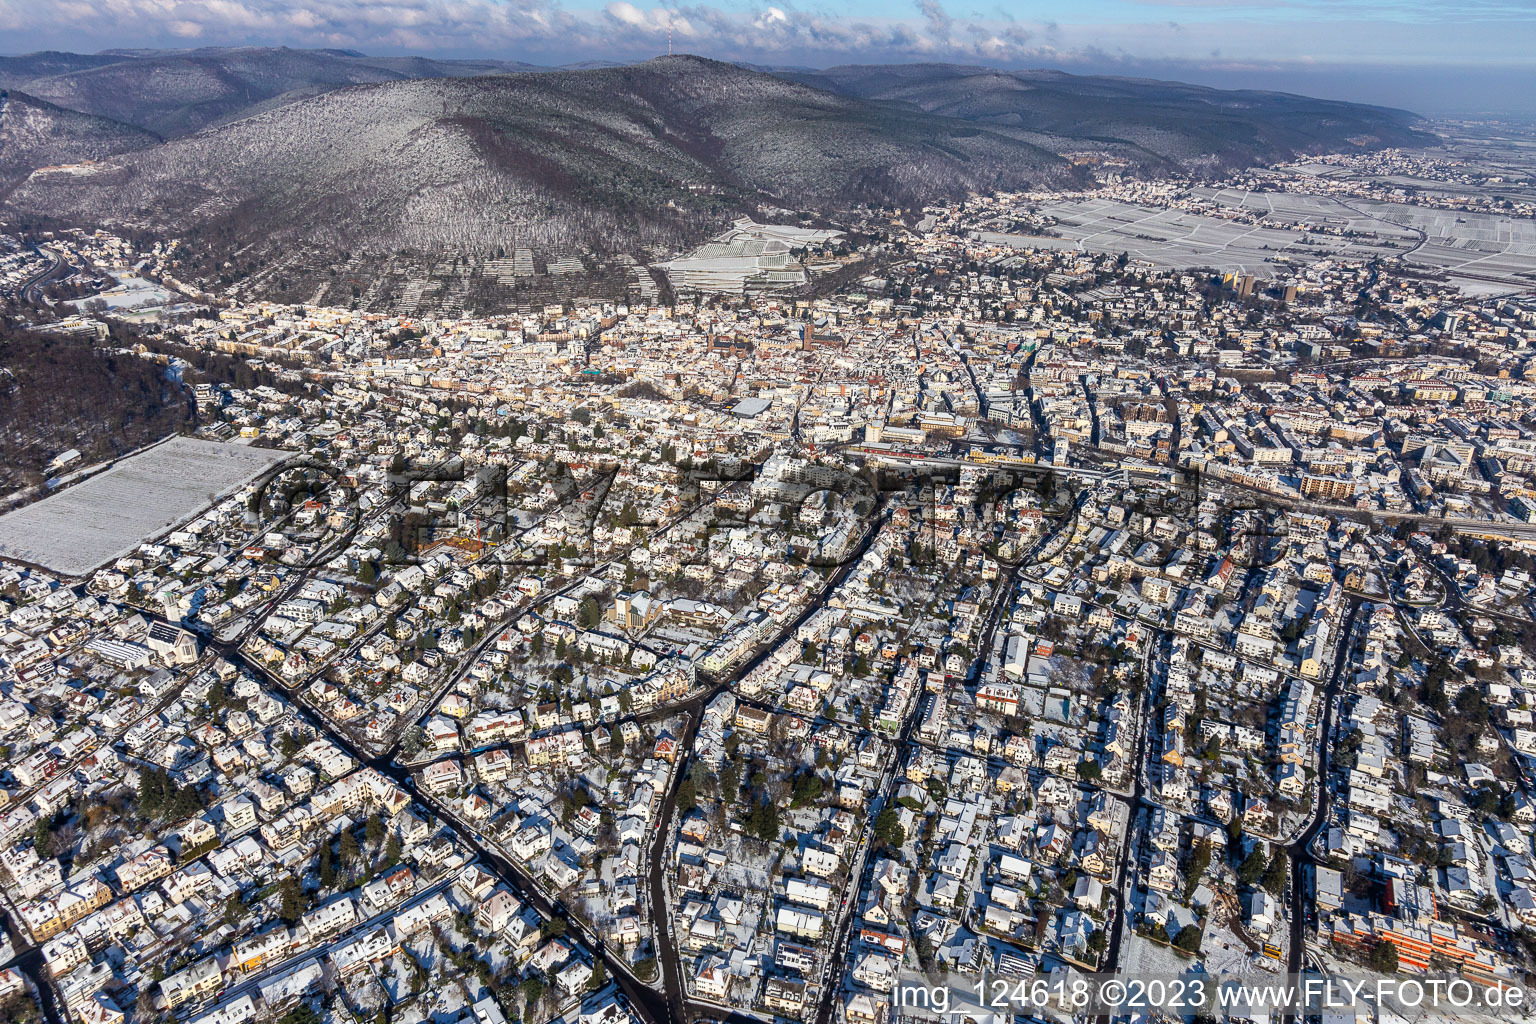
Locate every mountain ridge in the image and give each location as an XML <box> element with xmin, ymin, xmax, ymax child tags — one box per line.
<box><xmin>1</xmin><ymin>56</ymin><xmax>1081</xmax><ymax>260</ymax></box>
<box><xmin>768</xmin><ymin>62</ymin><xmax>1432</xmax><ymax>167</ymax></box>
<box><xmin>0</xmin><ymin>52</ymin><xmax>1435</xmax><ymax>304</ymax></box>
<box><xmin>0</xmin><ymin>46</ymin><xmax>558</xmax><ymax>137</ymax></box>
<box><xmin>0</xmin><ymin>89</ymin><xmax>160</xmax><ymax>195</ymax></box>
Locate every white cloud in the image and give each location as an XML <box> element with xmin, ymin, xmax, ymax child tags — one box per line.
<box><xmin>0</xmin><ymin>0</ymin><xmax>1049</xmax><ymax>62</ymax></box>
<box><xmin>0</xmin><ymin>0</ymin><xmax>1528</xmax><ymax>68</ymax></box>
<box><xmin>605</xmin><ymin>1</ymin><xmax>647</xmax><ymax>28</ymax></box>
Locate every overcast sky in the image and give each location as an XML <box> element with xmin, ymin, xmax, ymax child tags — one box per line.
<box><xmin>2</xmin><ymin>0</ymin><xmax>1533</xmax><ymax>116</ymax></box>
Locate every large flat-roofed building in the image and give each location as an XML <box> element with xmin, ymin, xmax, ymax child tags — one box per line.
<box><xmin>731</xmin><ymin>397</ymin><xmax>772</xmax><ymax>419</ymax></box>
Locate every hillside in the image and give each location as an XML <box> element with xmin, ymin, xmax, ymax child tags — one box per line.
<box><xmin>0</xmin><ymin>54</ymin><xmax>1436</xmax><ymax>309</ymax></box>
<box><xmin>2</xmin><ymin>57</ymin><xmax>1072</xmax><ymax>263</ymax></box>
<box><xmin>0</xmin><ymin>51</ymin><xmax>125</xmax><ymax>88</ymax></box>
<box><xmin>773</xmin><ymin>63</ymin><xmax>1434</xmax><ymax>168</ymax></box>
<box><xmin>0</xmin><ymin>324</ymin><xmax>193</xmax><ymax>495</ymax></box>
<box><xmin>0</xmin><ymin>90</ymin><xmax>159</xmax><ymax>195</ymax></box>
<box><xmin>2</xmin><ymin>47</ymin><xmax>551</xmax><ymax>137</ymax></box>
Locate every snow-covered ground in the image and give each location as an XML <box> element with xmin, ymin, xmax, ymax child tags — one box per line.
<box><xmin>1201</xmin><ymin>918</ymin><xmax>1284</xmax><ymax>977</ymax></box>
<box><xmin>68</xmin><ymin>272</ymin><xmax>174</xmax><ymax>310</ymax></box>
<box><xmin>1121</xmin><ymin>932</ymin><xmax>1193</xmax><ymax>976</ymax></box>
<box><xmin>0</xmin><ymin>437</ymin><xmax>287</xmax><ymax>574</ymax></box>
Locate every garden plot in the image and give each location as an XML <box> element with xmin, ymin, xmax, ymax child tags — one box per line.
<box><xmin>0</xmin><ymin>437</ymin><xmax>286</xmax><ymax>575</ymax></box>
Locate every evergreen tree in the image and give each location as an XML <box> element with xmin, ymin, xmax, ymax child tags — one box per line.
<box><xmin>874</xmin><ymin>807</ymin><xmax>905</xmax><ymax>848</ymax></box>
<box><xmin>1367</xmin><ymin>939</ymin><xmax>1400</xmax><ymax>974</ymax></box>
<box><xmin>278</xmin><ymin>875</ymin><xmax>306</xmax><ymax>924</ymax></box>
<box><xmin>339</xmin><ymin>829</ymin><xmax>360</xmax><ymax>867</ymax></box>
<box><xmin>319</xmin><ymin>843</ymin><xmax>336</xmax><ymax>889</ymax></box>
<box><xmin>747</xmin><ymin>800</ymin><xmax>780</xmax><ymax>841</ymax></box>
<box><xmin>1237</xmin><ymin>845</ymin><xmax>1268</xmax><ymax>886</ymax></box>
<box><xmin>579</xmin><ymin>596</ymin><xmax>601</xmax><ymax>630</ymax></box>
<box><xmin>137</xmin><ymin>766</ymin><xmax>163</xmax><ymax>814</ymax></box>
<box><xmin>1184</xmin><ymin>840</ymin><xmax>1213</xmax><ymax>901</ymax></box>
<box><xmin>1263</xmin><ymin>847</ymin><xmax>1290</xmax><ymax>896</ymax></box>
<box><xmin>676</xmin><ymin>775</ymin><xmax>698</xmax><ymax>814</ymax></box>
<box><xmin>32</xmin><ymin>815</ymin><xmax>52</xmax><ymax>852</ymax></box>
<box><xmin>520</xmin><ymin>977</ymin><xmax>546</xmax><ymax>1023</ymax></box>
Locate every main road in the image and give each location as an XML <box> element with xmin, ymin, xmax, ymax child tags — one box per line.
<box><xmin>227</xmin><ymin>637</ymin><xmax>676</xmax><ymax>1024</ymax></box>
<box><xmin>17</xmin><ymin>246</ymin><xmax>68</xmax><ymax>306</ymax></box>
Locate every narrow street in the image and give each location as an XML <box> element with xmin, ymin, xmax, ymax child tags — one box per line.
<box><xmin>645</xmin><ymin>506</ymin><xmax>888</xmax><ymax>1024</ymax></box>
<box><xmin>811</xmin><ymin>704</ymin><xmax>924</xmax><ymax>1024</ymax></box>
<box><xmin>0</xmin><ymin>916</ymin><xmax>63</xmax><ymax>1024</ymax></box>
<box><xmin>1284</xmin><ymin>599</ymin><xmax>1361</xmax><ymax>1008</ymax></box>
<box><xmin>1100</xmin><ymin>633</ymin><xmax>1158</xmax><ymax>988</ymax></box>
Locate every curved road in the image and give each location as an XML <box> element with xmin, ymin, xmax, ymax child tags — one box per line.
<box><xmin>18</xmin><ymin>247</ymin><xmax>67</xmax><ymax>306</ymax></box>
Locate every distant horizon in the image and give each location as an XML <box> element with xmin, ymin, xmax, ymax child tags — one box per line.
<box><xmin>1</xmin><ymin>0</ymin><xmax>1533</xmax><ymax>119</ymax></box>
<box><xmin>3</xmin><ymin>43</ymin><xmax>1534</xmax><ymax>121</ymax></box>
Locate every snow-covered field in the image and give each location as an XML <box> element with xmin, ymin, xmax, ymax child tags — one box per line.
<box><xmin>68</xmin><ymin>273</ymin><xmax>174</xmax><ymax>311</ymax></box>
<box><xmin>985</xmin><ymin>191</ymin><xmax>1536</xmax><ymax>293</ymax></box>
<box><xmin>981</xmin><ymin>197</ymin><xmax>1399</xmax><ymax>278</ymax></box>
<box><xmin>0</xmin><ymin>437</ymin><xmax>286</xmax><ymax>575</ymax></box>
